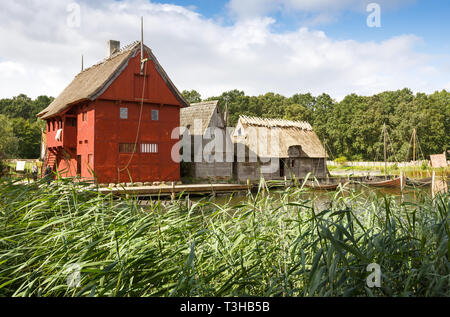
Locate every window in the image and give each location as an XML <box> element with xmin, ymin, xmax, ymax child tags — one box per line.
<box><xmin>120</xmin><ymin>107</ymin><xmax>128</xmax><ymax>119</ymax></box>
<box><xmin>141</xmin><ymin>143</ymin><xmax>158</xmax><ymax>153</ymax></box>
<box><xmin>82</xmin><ymin>111</ymin><xmax>87</xmax><ymax>122</ymax></box>
<box><xmin>151</xmin><ymin>110</ymin><xmax>159</xmax><ymax>121</ymax></box>
<box><xmin>119</xmin><ymin>143</ymin><xmax>137</xmax><ymax>153</ymax></box>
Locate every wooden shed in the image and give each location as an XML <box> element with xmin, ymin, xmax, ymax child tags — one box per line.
<box><xmin>37</xmin><ymin>40</ymin><xmax>188</xmax><ymax>184</ymax></box>
<box><xmin>232</xmin><ymin>116</ymin><xmax>328</xmax><ymax>181</ymax></box>
<box><xmin>180</xmin><ymin>101</ymin><xmax>233</xmax><ymax>181</ymax></box>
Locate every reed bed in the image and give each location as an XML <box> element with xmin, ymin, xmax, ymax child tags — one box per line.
<box><xmin>0</xmin><ymin>177</ymin><xmax>448</xmax><ymax>297</ymax></box>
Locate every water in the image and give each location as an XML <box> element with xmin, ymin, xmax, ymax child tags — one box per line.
<box><xmin>190</xmin><ymin>183</ymin><xmax>433</xmax><ymax>208</ymax></box>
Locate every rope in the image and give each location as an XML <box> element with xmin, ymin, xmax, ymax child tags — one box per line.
<box><xmin>415</xmin><ymin>134</ymin><xmax>426</xmax><ymax>161</ymax></box>
<box><xmin>117</xmin><ymin>60</ymin><xmax>148</xmax><ymax>182</ymax></box>
<box><xmin>404</xmin><ymin>129</ymin><xmax>414</xmax><ymax>162</ymax></box>
<box><xmin>385</xmin><ymin>127</ymin><xmax>399</xmax><ymax>163</ymax></box>
<box><xmin>325</xmin><ymin>141</ymin><xmax>335</xmax><ymax>161</ymax></box>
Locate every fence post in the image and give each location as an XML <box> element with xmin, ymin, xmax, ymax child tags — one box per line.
<box><xmin>171</xmin><ymin>182</ymin><xmax>175</xmax><ymax>200</ymax></box>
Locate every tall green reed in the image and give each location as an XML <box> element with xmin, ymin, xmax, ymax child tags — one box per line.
<box><xmin>0</xmin><ymin>177</ymin><xmax>448</xmax><ymax>297</ymax></box>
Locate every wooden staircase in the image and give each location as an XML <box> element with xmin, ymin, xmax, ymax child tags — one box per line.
<box><xmin>41</xmin><ymin>148</ymin><xmax>59</xmax><ymax>177</ymax></box>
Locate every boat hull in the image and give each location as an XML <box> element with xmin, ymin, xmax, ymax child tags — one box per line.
<box><xmin>363</xmin><ymin>177</ymin><xmax>404</xmax><ymax>188</ymax></box>
<box><xmin>406</xmin><ymin>177</ymin><xmax>432</xmax><ymax>187</ymax></box>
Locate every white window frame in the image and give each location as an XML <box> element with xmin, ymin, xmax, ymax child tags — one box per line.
<box><xmin>141</xmin><ymin>143</ymin><xmax>158</xmax><ymax>153</ymax></box>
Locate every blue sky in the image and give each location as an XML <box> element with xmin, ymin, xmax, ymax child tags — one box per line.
<box><xmin>151</xmin><ymin>0</ymin><xmax>450</xmax><ymax>53</ymax></box>
<box><xmin>0</xmin><ymin>0</ymin><xmax>448</xmax><ymax>99</ymax></box>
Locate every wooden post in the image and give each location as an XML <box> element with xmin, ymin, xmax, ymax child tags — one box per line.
<box><xmin>171</xmin><ymin>181</ymin><xmax>175</xmax><ymax>200</ymax></box>
<box><xmin>284</xmin><ymin>175</ymin><xmax>287</xmax><ymax>188</ymax></box>
<box><xmin>431</xmin><ymin>170</ymin><xmax>436</xmax><ymax>198</ymax></box>
<box><xmin>400</xmin><ymin>171</ymin><xmax>403</xmax><ymax>192</ymax></box>
<box><xmin>211</xmin><ymin>183</ymin><xmax>216</xmax><ymax>197</ymax></box>
<box><xmin>260</xmin><ymin>177</ymin><xmax>265</xmax><ymax>198</ymax></box>
<box><xmin>247</xmin><ymin>179</ymin><xmax>251</xmax><ymax>193</ymax></box>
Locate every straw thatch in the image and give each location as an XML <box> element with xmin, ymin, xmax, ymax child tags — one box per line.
<box><xmin>38</xmin><ymin>42</ymin><xmax>188</xmax><ymax>119</ymax></box>
<box><xmin>234</xmin><ymin>115</ymin><xmax>326</xmax><ymax>158</ymax></box>
<box><xmin>180</xmin><ymin>101</ymin><xmax>223</xmax><ymax>135</ymax></box>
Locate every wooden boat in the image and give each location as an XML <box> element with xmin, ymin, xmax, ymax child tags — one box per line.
<box><xmin>406</xmin><ymin>177</ymin><xmax>432</xmax><ymax>187</ymax></box>
<box><xmin>363</xmin><ymin>177</ymin><xmax>404</xmax><ymax>188</ymax></box>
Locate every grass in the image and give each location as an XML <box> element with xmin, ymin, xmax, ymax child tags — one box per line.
<box><xmin>328</xmin><ymin>164</ymin><xmax>449</xmax><ymax>177</ymax></box>
<box><xmin>1</xmin><ymin>160</ymin><xmax>42</xmax><ymax>180</ymax></box>
<box><xmin>0</xmin><ymin>177</ymin><xmax>448</xmax><ymax>297</ymax></box>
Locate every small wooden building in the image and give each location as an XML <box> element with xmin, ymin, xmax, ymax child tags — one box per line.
<box><xmin>37</xmin><ymin>40</ymin><xmax>188</xmax><ymax>184</ymax></box>
<box><xmin>180</xmin><ymin>101</ymin><xmax>233</xmax><ymax>181</ymax></box>
<box><xmin>232</xmin><ymin>116</ymin><xmax>328</xmax><ymax>181</ymax></box>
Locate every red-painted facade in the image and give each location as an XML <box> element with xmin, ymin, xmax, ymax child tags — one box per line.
<box><xmin>44</xmin><ymin>48</ymin><xmax>182</xmax><ymax>184</ymax></box>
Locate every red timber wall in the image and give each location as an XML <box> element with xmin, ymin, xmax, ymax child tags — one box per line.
<box><xmin>94</xmin><ymin>49</ymin><xmax>182</xmax><ymax>184</ymax></box>
<box><xmin>45</xmin><ymin>116</ymin><xmax>78</xmax><ymax>178</ymax></box>
<box><xmin>76</xmin><ymin>103</ymin><xmax>96</xmax><ymax>179</ymax></box>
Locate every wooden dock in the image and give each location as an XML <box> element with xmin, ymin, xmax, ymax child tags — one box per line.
<box><xmin>97</xmin><ymin>175</ymin><xmax>396</xmax><ymax>198</ymax></box>
<box><xmin>98</xmin><ymin>183</ymin><xmax>253</xmax><ymax>197</ymax></box>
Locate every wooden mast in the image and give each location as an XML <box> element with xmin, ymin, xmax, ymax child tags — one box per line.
<box><xmin>324</xmin><ymin>139</ymin><xmax>328</xmax><ymax>178</ymax></box>
<box><xmin>413</xmin><ymin>128</ymin><xmax>416</xmax><ymax>163</ymax></box>
<box><xmin>383</xmin><ymin>123</ymin><xmax>387</xmax><ymax>180</ymax></box>
<box><xmin>140</xmin><ymin>16</ymin><xmax>144</xmax><ymax>75</ymax></box>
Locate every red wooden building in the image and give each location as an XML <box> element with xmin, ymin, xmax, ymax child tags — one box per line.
<box><xmin>37</xmin><ymin>41</ymin><xmax>188</xmax><ymax>184</ymax></box>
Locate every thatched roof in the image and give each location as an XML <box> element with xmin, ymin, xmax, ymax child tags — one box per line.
<box><xmin>234</xmin><ymin>115</ymin><xmax>326</xmax><ymax>158</ymax></box>
<box><xmin>38</xmin><ymin>41</ymin><xmax>188</xmax><ymax>119</ymax></box>
<box><xmin>238</xmin><ymin>116</ymin><xmax>313</xmax><ymax>130</ymax></box>
<box><xmin>180</xmin><ymin>101</ymin><xmax>222</xmax><ymax>135</ymax></box>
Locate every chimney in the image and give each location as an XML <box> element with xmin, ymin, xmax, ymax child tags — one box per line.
<box><xmin>107</xmin><ymin>40</ymin><xmax>120</xmax><ymax>57</ymax></box>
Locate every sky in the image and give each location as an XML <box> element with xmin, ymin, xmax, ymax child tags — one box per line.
<box><xmin>0</xmin><ymin>0</ymin><xmax>449</xmax><ymax>101</ymax></box>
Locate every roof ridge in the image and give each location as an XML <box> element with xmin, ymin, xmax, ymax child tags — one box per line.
<box><xmin>77</xmin><ymin>41</ymin><xmax>140</xmax><ymax>76</ymax></box>
<box><xmin>239</xmin><ymin>115</ymin><xmax>313</xmax><ymax>130</ymax></box>
<box><xmin>189</xmin><ymin>100</ymin><xmax>219</xmax><ymax>107</ymax></box>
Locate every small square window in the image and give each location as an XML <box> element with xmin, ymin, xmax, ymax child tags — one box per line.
<box><xmin>151</xmin><ymin>110</ymin><xmax>159</xmax><ymax>121</ymax></box>
<box><xmin>120</xmin><ymin>107</ymin><xmax>128</xmax><ymax>119</ymax></box>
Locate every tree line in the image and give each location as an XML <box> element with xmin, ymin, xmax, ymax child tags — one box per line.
<box><xmin>182</xmin><ymin>88</ymin><xmax>449</xmax><ymax>162</ymax></box>
<box><xmin>0</xmin><ymin>94</ymin><xmax>53</xmax><ymax>160</ymax></box>
<box><xmin>0</xmin><ymin>90</ymin><xmax>448</xmax><ymax>163</ymax></box>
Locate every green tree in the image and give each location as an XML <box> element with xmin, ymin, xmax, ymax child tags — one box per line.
<box><xmin>11</xmin><ymin>118</ymin><xmax>44</xmax><ymax>159</ymax></box>
<box><xmin>0</xmin><ymin>115</ymin><xmax>18</xmax><ymax>159</ymax></box>
<box><xmin>182</xmin><ymin>90</ymin><xmax>202</xmax><ymax>104</ymax></box>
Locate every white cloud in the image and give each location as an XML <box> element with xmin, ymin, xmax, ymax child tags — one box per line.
<box><xmin>0</xmin><ymin>0</ymin><xmax>446</xmax><ymax>102</ymax></box>
<box><xmin>228</xmin><ymin>0</ymin><xmax>415</xmax><ymax>19</ymax></box>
